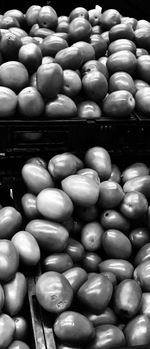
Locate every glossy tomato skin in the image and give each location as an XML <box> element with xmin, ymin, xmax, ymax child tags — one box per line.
<box><xmin>77</xmin><ymin>101</ymin><xmax>101</xmax><ymax>119</ymax></box>
<box><xmin>100</xmin><ymin>272</ymin><xmax>117</xmax><ymax>286</ymax></box>
<box><xmin>81</xmin><ymin>60</ymin><xmax>108</xmax><ymax>79</ymax></box>
<box><xmin>69</xmin><ymin>7</ymin><xmax>89</xmax><ymax>22</ymax></box>
<box><xmin>84</xmin><ymin>147</ymin><xmax>111</xmax><ymax>181</ymax></box>
<box><xmin>108</xmin><ymin>39</ymin><xmax>136</xmax><ymax>56</ymax></box>
<box><xmin>36</xmin><ymin>188</ymin><xmax>73</xmax><ymax>222</ymax></box>
<box><xmin>72</xmin><ymin>41</ymin><xmax>95</xmax><ymax>65</ymax></box>
<box><xmin>98</xmin><ymin>181</ymin><xmax>124</xmax><ymax>209</ymax></box>
<box><xmin>13</xmin><ymin>316</ymin><xmax>28</xmax><ymax>341</ymax></box>
<box><xmin>109</xmin><ymin>23</ymin><xmax>135</xmax><ymax>42</ymax></box>
<box><xmin>65</xmin><ymin>238</ymin><xmax>85</xmax><ymax>262</ymax></box>
<box><xmin>69</xmin><ymin>17</ymin><xmax>92</xmax><ymax>43</ymax></box>
<box><xmin>84</xmin><ymin>307</ymin><xmax>117</xmax><ymax>327</ymax></box>
<box><xmin>134</xmin><ymin>261</ymin><xmax>150</xmax><ymax>291</ymax></box>
<box><xmin>129</xmin><ymin>227</ymin><xmax>150</xmax><ymax>250</ymax></box>
<box><xmin>81</xmin><ymin>222</ymin><xmax>103</xmax><ymax>252</ymax></box>
<box><xmin>77</xmin><ymin>274</ymin><xmax>113</xmax><ymax>314</ymax></box>
<box><xmin>124</xmin><ymin>315</ymin><xmax>150</xmax><ymax>346</ymax></box>
<box><xmin>134</xmin><ymin>79</ymin><xmax>149</xmax><ymax>92</ymax></box>
<box><xmin>123</xmin><ymin>175</ymin><xmax>150</xmax><ymax>199</ymax></box>
<box><xmin>99</xmin><ymin>259</ymin><xmax>134</xmax><ymax>281</ymax></box>
<box><xmin>140</xmin><ymin>293</ymin><xmax>150</xmax><ymax>318</ymax></box>
<box><xmin>37</xmin><ymin>6</ymin><xmax>58</xmax><ymax>29</ymax></box>
<box><xmin>62</xmin><ymin>69</ymin><xmax>82</xmax><ymax>98</ymax></box>
<box><xmin>77</xmin><ymin>168</ymin><xmax>100</xmax><ymax>184</ymax></box>
<box><xmin>0</xmin><ymin>207</ymin><xmax>22</xmax><ymax>239</ymax></box>
<box><xmin>61</xmin><ymin>174</ymin><xmax>100</xmax><ymax>207</ymax></box>
<box><xmin>86</xmin><ymin>324</ymin><xmax>125</xmax><ymax>349</ymax></box>
<box><xmin>82</xmin><ymin>70</ymin><xmax>108</xmax><ymax>102</ymax></box>
<box><xmin>82</xmin><ymin>252</ymin><xmax>102</xmax><ymax>272</ymax></box>
<box><xmin>134</xmin><ymin>243</ymin><xmax>150</xmax><ymax>266</ymax></box>
<box><xmin>43</xmin><ymin>253</ymin><xmax>73</xmax><ymax>273</ymax></box>
<box><xmin>100</xmin><ymin>9</ymin><xmax>121</xmax><ymax>31</ymax></box>
<box><xmin>107</xmin><ymin>50</ymin><xmax>137</xmax><ymax>76</ymax></box>
<box><xmin>63</xmin><ymin>267</ymin><xmax>88</xmax><ymax>293</ymax></box>
<box><xmin>136</xmin><ymin>55</ymin><xmax>150</xmax><ymax>83</ymax></box>
<box><xmin>114</xmin><ymin>279</ymin><xmax>142</xmax><ymax>318</ymax></box>
<box><xmin>121</xmin><ymin>162</ymin><xmax>149</xmax><ymax>184</ymax></box>
<box><xmin>134</xmin><ymin>27</ymin><xmax>150</xmax><ymax>52</ymax></box>
<box><xmin>135</xmin><ymin>87</ymin><xmax>150</xmax><ymax>115</ymax></box>
<box><xmin>12</xmin><ymin>231</ymin><xmax>40</xmax><ymax>266</ymax></box>
<box><xmin>55</xmin><ymin>46</ymin><xmax>83</xmax><ymax>70</ymax></box>
<box><xmin>45</xmin><ymin>94</ymin><xmax>77</xmax><ymax>119</ymax></box>
<box><xmin>0</xmin><ymin>240</ymin><xmax>19</xmax><ymax>283</ymax></box>
<box><xmin>120</xmin><ymin>191</ymin><xmax>148</xmax><ymax>220</ymax></box>
<box><xmin>48</xmin><ymin>153</ymin><xmax>77</xmax><ymax>181</ymax></box>
<box><xmin>54</xmin><ymin>311</ymin><xmax>95</xmax><ymax>345</ymax></box>
<box><xmin>90</xmin><ymin>34</ymin><xmax>107</xmax><ymax>59</ymax></box>
<box><xmin>0</xmin><ymin>313</ymin><xmax>15</xmax><ymax>349</ymax></box>
<box><xmin>21</xmin><ymin>193</ymin><xmax>39</xmax><ymax>220</ymax></box>
<box><xmin>109</xmin><ymin>164</ymin><xmax>121</xmax><ymax>183</ymax></box>
<box><xmin>22</xmin><ymin>163</ymin><xmax>54</xmax><ymax>195</ymax></box>
<box><xmin>40</xmin><ymin>35</ymin><xmax>68</xmax><ymax>57</ymax></box>
<box><xmin>103</xmin><ymin>90</ymin><xmax>135</xmax><ymax>117</ymax></box>
<box><xmin>102</xmin><ymin>229</ymin><xmax>132</xmax><ymax>260</ymax></box>
<box><xmin>4</xmin><ymin>272</ymin><xmax>27</xmax><ymax>317</ymax></box>
<box><xmin>100</xmin><ymin>209</ymin><xmax>130</xmax><ymax>233</ymax></box>
<box><xmin>35</xmin><ymin>271</ymin><xmax>73</xmax><ymax>313</ymax></box>
<box><xmin>6</xmin><ymin>340</ymin><xmax>30</xmax><ymax>349</ymax></box>
<box><xmin>25</xmin><ymin>219</ymin><xmax>69</xmax><ymax>253</ymax></box>
<box><xmin>108</xmin><ymin>72</ymin><xmax>136</xmax><ymax>95</ymax></box>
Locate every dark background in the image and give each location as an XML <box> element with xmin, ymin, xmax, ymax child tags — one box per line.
<box><xmin>1</xmin><ymin>0</ymin><xmax>150</xmax><ymax>20</ymax></box>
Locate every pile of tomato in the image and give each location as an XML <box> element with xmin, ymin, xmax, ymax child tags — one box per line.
<box><xmin>0</xmin><ymin>4</ymin><xmax>150</xmax><ymax>118</ymax></box>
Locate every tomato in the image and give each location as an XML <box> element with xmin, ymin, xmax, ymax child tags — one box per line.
<box><xmin>0</xmin><ymin>207</ymin><xmax>22</xmax><ymax>239</ymax></box>
<box><xmin>135</xmin><ymin>87</ymin><xmax>150</xmax><ymax>115</ymax></box>
<box><xmin>18</xmin><ymin>87</ymin><xmax>45</xmax><ymax>119</ymax></box>
<box><xmin>136</xmin><ymin>20</ymin><xmax>150</xmax><ymax>29</ymax></box>
<box><xmin>100</xmin><ymin>209</ymin><xmax>130</xmax><ymax>232</ymax></box>
<box><xmin>69</xmin><ymin>7</ymin><xmax>89</xmax><ymax>22</ymax></box>
<box><xmin>137</xmin><ymin>55</ymin><xmax>150</xmax><ymax>83</ymax></box>
<box><xmin>84</xmin><ymin>147</ymin><xmax>111</xmax><ymax>181</ymax></box>
<box><xmin>100</xmin><ymin>9</ymin><xmax>121</xmax><ymax>30</ymax></box>
<box><xmin>102</xmin><ymin>229</ymin><xmax>132</xmax><ymax>259</ymax></box>
<box><xmin>25</xmin><ymin>5</ymin><xmax>41</xmax><ymax>26</ymax></box>
<box><xmin>4</xmin><ymin>272</ymin><xmax>27</xmax><ymax>317</ymax></box>
<box><xmin>120</xmin><ymin>191</ymin><xmax>148</xmax><ymax>220</ymax></box>
<box><xmin>121</xmin><ymin>17</ymin><xmax>137</xmax><ymax>30</ymax></box>
<box><xmin>134</xmin><ymin>79</ymin><xmax>149</xmax><ymax>92</ymax></box>
<box><xmin>0</xmin><ymin>61</ymin><xmax>29</xmax><ymax>93</ymax></box>
<box><xmin>18</xmin><ymin>43</ymin><xmax>42</xmax><ymax>74</ymax></box>
<box><xmin>6</xmin><ymin>341</ymin><xmax>30</xmax><ymax>349</ymax></box>
<box><xmin>13</xmin><ymin>316</ymin><xmax>28</xmax><ymax>341</ymax></box>
<box><xmin>0</xmin><ymin>240</ymin><xmax>19</xmax><ymax>282</ymax></box>
<box><xmin>69</xmin><ymin>17</ymin><xmax>92</xmax><ymax>43</ymax></box>
<box><xmin>88</xmin><ymin>324</ymin><xmax>125</xmax><ymax>349</ymax></box>
<box><xmin>92</xmin><ymin>25</ymin><xmax>102</xmax><ymax>34</ymax></box>
<box><xmin>9</xmin><ymin>28</ymin><xmax>27</xmax><ymax>38</ymax></box>
<box><xmin>108</xmin><ymin>39</ymin><xmax>136</xmax><ymax>56</ymax></box>
<box><xmin>0</xmin><ymin>313</ymin><xmax>15</xmax><ymax>349</ymax></box>
<box><xmin>107</xmin><ymin>50</ymin><xmax>137</xmax><ymax>75</ymax></box>
<box><xmin>35</xmin><ymin>271</ymin><xmax>73</xmax><ymax>313</ymax></box>
<box><xmin>37</xmin><ymin>63</ymin><xmax>63</xmax><ymax>99</ymax></box>
<box><xmin>123</xmin><ymin>175</ymin><xmax>150</xmax><ymax>199</ymax></box>
<box><xmin>33</xmin><ymin>27</ymin><xmax>54</xmax><ymax>38</ymax></box>
<box><xmin>129</xmin><ymin>227</ymin><xmax>150</xmax><ymax>250</ymax></box>
<box><xmin>98</xmin><ymin>180</ymin><xmax>124</xmax><ymax>209</ymax></box>
<box><xmin>12</xmin><ymin>230</ymin><xmax>40</xmax><ymax>266</ymax></box>
<box><xmin>48</xmin><ymin>153</ymin><xmax>77</xmax><ymax>181</ymax></box>
<box><xmin>114</xmin><ymin>279</ymin><xmax>142</xmax><ymax>319</ymax></box>
<box><xmin>135</xmin><ymin>27</ymin><xmax>150</xmax><ymax>51</ymax></box>
<box><xmin>21</xmin><ymin>193</ymin><xmax>38</xmax><ymax>220</ymax></box>
<box><xmin>77</xmin><ymin>168</ymin><xmax>100</xmax><ymax>184</ymax></box>
<box><xmin>82</xmin><ymin>70</ymin><xmax>108</xmax><ymax>102</ymax></box>
<box><xmin>45</xmin><ymin>94</ymin><xmax>77</xmax><ymax>119</ymax></box>
<box><xmin>42</xmin><ymin>56</ymin><xmax>54</xmax><ymax>65</ymax></box>
<box><xmin>109</xmin><ymin>23</ymin><xmax>135</xmax><ymax>42</ymax></box>
<box><xmin>122</xmin><ymin>162</ymin><xmax>149</xmax><ymax>184</ymax></box>
<box><xmin>124</xmin><ymin>315</ymin><xmax>150</xmax><ymax>346</ymax></box>
<box><xmin>58</xmin><ymin>16</ymin><xmax>69</xmax><ymax>23</ymax></box>
<box><xmin>22</xmin><ymin>163</ymin><xmax>54</xmax><ymax>195</ymax></box>
<box><xmin>103</xmin><ymin>90</ymin><xmax>135</xmax><ymax>117</ymax></box>
<box><xmin>136</xmin><ymin>48</ymin><xmax>149</xmax><ymax>58</ymax></box>
<box><xmin>81</xmin><ymin>60</ymin><xmax>108</xmax><ymax>79</ymax></box>
<box><xmin>100</xmin><ymin>31</ymin><xmax>110</xmax><ymax>45</ymax></box>
<box><xmin>63</xmin><ymin>267</ymin><xmax>87</xmax><ymax>293</ymax></box>
<box><xmin>36</xmin><ymin>188</ymin><xmax>73</xmax><ymax>222</ymax></box>
<box><xmin>0</xmin><ymin>284</ymin><xmax>4</xmax><ymax>313</ymax></box>
<box><xmin>85</xmin><ymin>307</ymin><xmax>117</xmax><ymax>327</ymax></box>
<box><xmin>0</xmin><ymin>32</ymin><xmax>22</xmax><ymax>61</ymax></box>
<box><xmin>90</xmin><ymin>34</ymin><xmax>107</xmax><ymax>59</ymax></box>
<box><xmin>43</xmin><ymin>253</ymin><xmax>73</xmax><ymax>273</ymax></box>
<box><xmin>62</xmin><ymin>70</ymin><xmax>82</xmax><ymax>98</ymax></box>
<box><xmin>4</xmin><ymin>9</ymin><xmax>25</xmax><ymax>27</ymax></box>
<box><xmin>54</xmin><ymin>311</ymin><xmax>95</xmax><ymax>345</ymax></box>
<box><xmin>109</xmin><ymin>164</ymin><xmax>121</xmax><ymax>183</ymax></box>
<box><xmin>99</xmin><ymin>259</ymin><xmax>134</xmax><ymax>281</ymax></box>
<box><xmin>100</xmin><ymin>272</ymin><xmax>117</xmax><ymax>286</ymax></box>
<box><xmin>108</xmin><ymin>72</ymin><xmax>136</xmax><ymax>95</ymax></box>
<box><xmin>0</xmin><ymin>16</ymin><xmax>20</xmax><ymax>29</ymax></box>
<box><xmin>77</xmin><ymin>101</ymin><xmax>101</xmax><ymax>119</ymax></box>
<box><xmin>61</xmin><ymin>174</ymin><xmax>100</xmax><ymax>207</ymax></box>
<box><xmin>82</xmin><ymin>253</ymin><xmax>102</xmax><ymax>272</ymax></box>
<box><xmin>37</xmin><ymin>6</ymin><xmax>58</xmax><ymax>29</ymax></box>
<box><xmin>65</xmin><ymin>238</ymin><xmax>85</xmax><ymax>262</ymax></box>
<box><xmin>140</xmin><ymin>293</ymin><xmax>150</xmax><ymax>318</ymax></box>
<box><xmin>134</xmin><ymin>260</ymin><xmax>150</xmax><ymax>291</ymax></box>
<box><xmin>88</xmin><ymin>9</ymin><xmax>101</xmax><ymax>26</ymax></box>
<box><xmin>56</xmin><ymin>21</ymin><xmax>69</xmax><ymax>33</ymax></box>
<box><xmin>40</xmin><ymin>35</ymin><xmax>68</xmax><ymax>57</ymax></box>
<box><xmin>68</xmin><ymin>154</ymin><xmax>83</xmax><ymax>170</ymax></box>
<box><xmin>81</xmin><ymin>222</ymin><xmax>103</xmax><ymax>252</ymax></box>
<box><xmin>77</xmin><ymin>274</ymin><xmax>113</xmax><ymax>314</ymax></box>
<box><xmin>134</xmin><ymin>243</ymin><xmax>150</xmax><ymax>266</ymax></box>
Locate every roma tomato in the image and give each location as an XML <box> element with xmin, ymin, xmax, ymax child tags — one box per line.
<box><xmin>135</xmin><ymin>27</ymin><xmax>150</xmax><ymax>51</ymax></box>
<box><xmin>100</xmin><ymin>209</ymin><xmax>130</xmax><ymax>233</ymax></box>
<box><xmin>63</xmin><ymin>267</ymin><xmax>87</xmax><ymax>293</ymax></box>
<box><xmin>43</xmin><ymin>253</ymin><xmax>73</xmax><ymax>273</ymax></box>
<box><xmin>61</xmin><ymin>174</ymin><xmax>100</xmax><ymax>207</ymax></box>
<box><xmin>84</xmin><ymin>147</ymin><xmax>111</xmax><ymax>181</ymax></box>
<box><xmin>135</xmin><ymin>87</ymin><xmax>150</xmax><ymax>115</ymax></box>
<box><xmin>45</xmin><ymin>94</ymin><xmax>77</xmax><ymax>119</ymax></box>
<box><xmin>13</xmin><ymin>316</ymin><xmax>28</xmax><ymax>341</ymax></box>
<box><xmin>55</xmin><ymin>46</ymin><xmax>82</xmax><ymax>70</ymax></box>
<box><xmin>77</xmin><ymin>168</ymin><xmax>100</xmax><ymax>184</ymax></box>
<box><xmin>123</xmin><ymin>175</ymin><xmax>150</xmax><ymax>199</ymax></box>
<box><xmin>77</xmin><ymin>274</ymin><xmax>113</xmax><ymax>314</ymax></box>
<box><xmin>100</xmin><ymin>9</ymin><xmax>121</xmax><ymax>30</ymax></box>
<box><xmin>0</xmin><ymin>207</ymin><xmax>22</xmax><ymax>239</ymax></box>
<box><xmin>0</xmin><ymin>313</ymin><xmax>15</xmax><ymax>349</ymax></box>
<box><xmin>102</xmin><ymin>229</ymin><xmax>132</xmax><ymax>259</ymax></box>
<box><xmin>136</xmin><ymin>55</ymin><xmax>150</xmax><ymax>83</ymax></box>
<box><xmin>25</xmin><ymin>219</ymin><xmax>69</xmax><ymax>253</ymax></box>
<box><xmin>40</xmin><ymin>35</ymin><xmax>68</xmax><ymax>57</ymax></box>
<box><xmin>87</xmin><ymin>324</ymin><xmax>125</xmax><ymax>349</ymax></box>
<box><xmin>77</xmin><ymin>101</ymin><xmax>102</xmax><ymax>119</ymax></box>
<box><xmin>124</xmin><ymin>315</ymin><xmax>150</xmax><ymax>346</ymax></box>
<box><xmin>48</xmin><ymin>153</ymin><xmax>77</xmax><ymax>181</ymax></box>
<box><xmin>113</xmin><ymin>279</ymin><xmax>142</xmax><ymax>318</ymax></box>
<box><xmin>37</xmin><ymin>6</ymin><xmax>58</xmax><ymax>29</ymax></box>
<box><xmin>100</xmin><ymin>272</ymin><xmax>117</xmax><ymax>286</ymax></box>
<box><xmin>99</xmin><ymin>259</ymin><xmax>134</xmax><ymax>281</ymax></box>
<box><xmin>62</xmin><ymin>70</ymin><xmax>82</xmax><ymax>98</ymax></box>
<box><xmin>12</xmin><ymin>230</ymin><xmax>40</xmax><ymax>266</ymax></box>
<box><xmin>140</xmin><ymin>293</ymin><xmax>150</xmax><ymax>318</ymax></box>
<box><xmin>69</xmin><ymin>7</ymin><xmax>89</xmax><ymax>22</ymax></box>
<box><xmin>22</xmin><ymin>163</ymin><xmax>54</xmax><ymax>195</ymax></box>
<box><xmin>21</xmin><ymin>193</ymin><xmax>39</xmax><ymax>220</ymax></box>
<box><xmin>84</xmin><ymin>307</ymin><xmax>117</xmax><ymax>327</ymax></box>
<box><xmin>65</xmin><ymin>238</ymin><xmax>85</xmax><ymax>262</ymax></box>
<box><xmin>69</xmin><ymin>17</ymin><xmax>92</xmax><ymax>43</ymax></box>
<box><xmin>134</xmin><ymin>260</ymin><xmax>150</xmax><ymax>291</ymax></box>
<box><xmin>4</xmin><ymin>272</ymin><xmax>27</xmax><ymax>316</ymax></box>
<box><xmin>35</xmin><ymin>271</ymin><xmax>73</xmax><ymax>313</ymax></box>
<box><xmin>103</xmin><ymin>90</ymin><xmax>135</xmax><ymax>117</ymax></box>
<box><xmin>98</xmin><ymin>180</ymin><xmax>124</xmax><ymax>209</ymax></box>
<box><xmin>134</xmin><ymin>243</ymin><xmax>150</xmax><ymax>266</ymax></box>
<box><xmin>81</xmin><ymin>222</ymin><xmax>103</xmax><ymax>252</ymax></box>
<box><xmin>107</xmin><ymin>50</ymin><xmax>137</xmax><ymax>76</ymax></box>
<box><xmin>121</xmin><ymin>162</ymin><xmax>149</xmax><ymax>184</ymax></box>
<box><xmin>108</xmin><ymin>38</ymin><xmax>136</xmax><ymax>56</ymax></box>
<box><xmin>82</xmin><ymin>70</ymin><xmax>108</xmax><ymax>102</ymax></box>
<box><xmin>54</xmin><ymin>311</ymin><xmax>95</xmax><ymax>345</ymax></box>
<box><xmin>6</xmin><ymin>341</ymin><xmax>30</xmax><ymax>349</ymax></box>
<box><xmin>108</xmin><ymin>72</ymin><xmax>136</xmax><ymax>95</ymax></box>
<box><xmin>109</xmin><ymin>164</ymin><xmax>121</xmax><ymax>183</ymax></box>
<box><xmin>72</xmin><ymin>42</ymin><xmax>95</xmax><ymax>65</ymax></box>
<box><xmin>120</xmin><ymin>191</ymin><xmax>148</xmax><ymax>220</ymax></box>
<box><xmin>36</xmin><ymin>188</ymin><xmax>73</xmax><ymax>222</ymax></box>
<box><xmin>82</xmin><ymin>252</ymin><xmax>102</xmax><ymax>272</ymax></box>
<box><xmin>109</xmin><ymin>23</ymin><xmax>135</xmax><ymax>42</ymax></box>
<box><xmin>0</xmin><ymin>240</ymin><xmax>19</xmax><ymax>282</ymax></box>
<box><xmin>129</xmin><ymin>227</ymin><xmax>150</xmax><ymax>250</ymax></box>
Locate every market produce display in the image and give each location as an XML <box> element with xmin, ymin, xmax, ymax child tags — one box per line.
<box><xmin>0</xmin><ymin>4</ymin><xmax>150</xmax><ymax>118</ymax></box>
<box><xmin>0</xmin><ymin>146</ymin><xmax>148</xmax><ymax>348</ymax></box>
